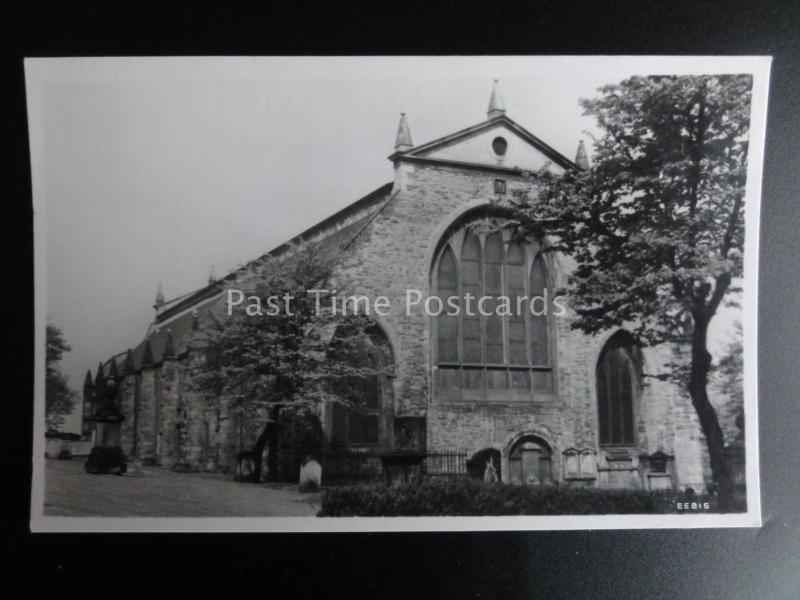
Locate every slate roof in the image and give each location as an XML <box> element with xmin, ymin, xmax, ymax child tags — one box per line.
<box><xmin>98</xmin><ymin>181</ymin><xmax>395</xmax><ymax>377</ymax></box>
<box><xmin>153</xmin><ymin>182</ymin><xmax>394</xmax><ymax>323</ymax></box>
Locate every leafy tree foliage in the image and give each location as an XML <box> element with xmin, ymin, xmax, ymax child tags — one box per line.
<box><xmin>45</xmin><ymin>324</ymin><xmax>77</xmax><ymax>430</ymax></box>
<box><xmin>195</xmin><ymin>247</ymin><xmax>384</xmax><ymax>482</ymax></box>
<box><xmin>503</xmin><ymin>75</ymin><xmax>752</xmax><ymax>509</ymax></box>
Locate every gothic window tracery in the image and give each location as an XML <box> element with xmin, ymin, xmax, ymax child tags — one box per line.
<box><xmin>433</xmin><ymin>216</ymin><xmax>554</xmax><ymax>395</ymax></box>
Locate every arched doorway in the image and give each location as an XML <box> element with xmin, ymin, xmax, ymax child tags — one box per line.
<box><xmin>507</xmin><ymin>435</ymin><xmax>553</xmax><ymax>485</ymax></box>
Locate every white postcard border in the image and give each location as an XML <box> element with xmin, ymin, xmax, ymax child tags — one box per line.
<box><xmin>26</xmin><ymin>55</ymin><xmax>769</xmax><ymax>533</ymax></box>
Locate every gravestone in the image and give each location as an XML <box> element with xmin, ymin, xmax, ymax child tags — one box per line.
<box><xmin>234</xmin><ymin>452</ymin><xmax>256</xmax><ymax>482</ymax></box>
<box><xmin>45</xmin><ymin>436</ymin><xmax>61</xmax><ymax>458</ymax></box>
<box><xmin>379</xmin><ymin>450</ymin><xmax>426</xmax><ymax>487</ymax></box>
<box><xmin>299</xmin><ymin>456</ymin><xmax>322</xmax><ymax>492</ymax></box>
<box><xmin>483</xmin><ymin>458</ymin><xmax>498</xmax><ymax>483</ymax></box>
<box><xmin>124</xmin><ymin>460</ymin><xmax>143</xmax><ymax>477</ymax></box>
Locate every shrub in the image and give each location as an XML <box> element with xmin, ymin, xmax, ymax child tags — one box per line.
<box><xmin>318</xmin><ymin>478</ymin><xmax>708</xmax><ymax>517</ymax></box>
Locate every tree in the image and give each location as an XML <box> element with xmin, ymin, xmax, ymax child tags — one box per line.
<box><xmin>45</xmin><ymin>323</ymin><xmax>77</xmax><ymax>430</ymax></box>
<box><xmin>195</xmin><ymin>246</ymin><xmax>383</xmax><ymax>482</ymax></box>
<box><xmin>714</xmin><ymin>320</ymin><xmax>744</xmax><ymax>444</ymax></box>
<box><xmin>503</xmin><ymin>74</ymin><xmax>751</xmax><ymax>509</ymax></box>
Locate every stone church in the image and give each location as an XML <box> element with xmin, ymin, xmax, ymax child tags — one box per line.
<box><xmin>83</xmin><ymin>82</ymin><xmax>710</xmax><ymax>490</ymax></box>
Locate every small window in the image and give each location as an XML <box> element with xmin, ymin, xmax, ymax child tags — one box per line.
<box><xmin>492</xmin><ymin>136</ymin><xmax>508</xmax><ymax>156</ymax></box>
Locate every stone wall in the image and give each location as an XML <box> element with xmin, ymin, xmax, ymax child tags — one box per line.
<box><xmin>105</xmin><ymin>346</ymin><xmax>225</xmax><ymax>472</ymax></box>
<box><xmin>137</xmin><ymin>365</ymin><xmax>157</xmax><ymax>463</ymax></box>
<box><xmin>327</xmin><ymin>160</ymin><xmax>710</xmax><ymax>490</ymax></box>
<box><xmin>330</xmin><ymin>162</ymin><xmax>536</xmax><ymax>418</ymax></box>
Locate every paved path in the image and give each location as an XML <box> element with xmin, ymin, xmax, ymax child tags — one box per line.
<box><xmin>44</xmin><ymin>459</ymin><xmax>321</xmax><ymax>517</ymax></box>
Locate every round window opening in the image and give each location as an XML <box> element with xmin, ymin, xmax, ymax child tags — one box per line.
<box><xmin>492</xmin><ymin>136</ymin><xmax>508</xmax><ymax>156</ymax></box>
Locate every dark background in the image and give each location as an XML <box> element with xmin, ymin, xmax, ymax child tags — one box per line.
<box><xmin>4</xmin><ymin>1</ymin><xmax>799</xmax><ymax>597</ymax></box>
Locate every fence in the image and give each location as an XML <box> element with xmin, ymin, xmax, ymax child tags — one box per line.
<box><xmin>321</xmin><ymin>450</ymin><xmax>470</xmax><ymax>485</ymax></box>
<box><xmin>424</xmin><ymin>451</ymin><xmax>468</xmax><ymax>478</ymax></box>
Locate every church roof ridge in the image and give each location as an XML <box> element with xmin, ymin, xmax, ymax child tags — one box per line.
<box><xmin>151</xmin><ymin>181</ymin><xmax>393</xmax><ymax>325</ymax></box>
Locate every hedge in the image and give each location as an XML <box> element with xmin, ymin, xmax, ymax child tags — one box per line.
<box><xmin>318</xmin><ymin>478</ymin><xmax>709</xmax><ymax>516</ymax></box>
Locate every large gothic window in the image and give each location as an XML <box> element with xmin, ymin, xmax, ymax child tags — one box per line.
<box><xmin>434</xmin><ymin>217</ymin><xmax>554</xmax><ymax>397</ymax></box>
<box><xmin>596</xmin><ymin>332</ymin><xmax>639</xmax><ymax>446</ymax></box>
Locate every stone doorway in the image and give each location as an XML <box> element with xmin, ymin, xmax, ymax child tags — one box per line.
<box><xmin>507</xmin><ymin>436</ymin><xmax>553</xmax><ymax>485</ymax></box>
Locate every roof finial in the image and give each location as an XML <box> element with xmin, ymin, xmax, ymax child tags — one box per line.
<box><xmin>83</xmin><ymin>369</ymin><xmax>94</xmax><ymax>391</ymax></box>
<box><xmin>142</xmin><ymin>338</ymin><xmax>155</xmax><ymax>366</ymax></box>
<box><xmin>108</xmin><ymin>356</ymin><xmax>119</xmax><ymax>379</ymax></box>
<box><xmin>154</xmin><ymin>282</ymin><xmax>165</xmax><ymax>309</ymax></box>
<box><xmin>487</xmin><ymin>79</ymin><xmax>506</xmax><ymax>119</ymax></box>
<box><xmin>394</xmin><ymin>112</ymin><xmax>413</xmax><ymax>152</ymax></box>
<box><xmin>208</xmin><ymin>266</ymin><xmax>217</xmax><ymax>285</ymax></box>
<box><xmin>94</xmin><ymin>362</ymin><xmax>107</xmax><ymax>403</ymax></box>
<box><xmin>124</xmin><ymin>348</ymin><xmax>136</xmax><ymax>374</ymax></box>
<box><xmin>574</xmin><ymin>139</ymin><xmax>590</xmax><ymax>170</ymax></box>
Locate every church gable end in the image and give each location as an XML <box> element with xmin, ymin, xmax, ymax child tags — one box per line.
<box><xmin>402</xmin><ymin>118</ymin><xmax>572</xmax><ymax>175</ymax></box>
<box><xmin>389</xmin><ymin>81</ymin><xmax>577</xmax><ymax>176</ymax></box>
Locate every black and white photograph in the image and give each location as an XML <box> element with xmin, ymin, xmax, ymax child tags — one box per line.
<box><xmin>26</xmin><ymin>56</ymin><xmax>768</xmax><ymax>531</ymax></box>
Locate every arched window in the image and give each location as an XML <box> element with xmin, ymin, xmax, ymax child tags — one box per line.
<box><xmin>596</xmin><ymin>332</ymin><xmax>639</xmax><ymax>446</ymax></box>
<box><xmin>329</xmin><ymin>322</ymin><xmax>392</xmax><ymax>447</ymax></box>
<box><xmin>433</xmin><ymin>217</ymin><xmax>553</xmax><ymax>397</ymax></box>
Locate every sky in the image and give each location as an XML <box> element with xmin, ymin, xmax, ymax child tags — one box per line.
<box><xmin>26</xmin><ymin>57</ymin><xmax>760</xmax><ymax>433</ymax></box>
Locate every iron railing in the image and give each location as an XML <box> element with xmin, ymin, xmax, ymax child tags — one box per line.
<box><xmin>424</xmin><ymin>451</ymin><xmax>468</xmax><ymax>478</ymax></box>
<box><xmin>320</xmin><ymin>449</ymin><xmax>471</xmax><ymax>485</ymax></box>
